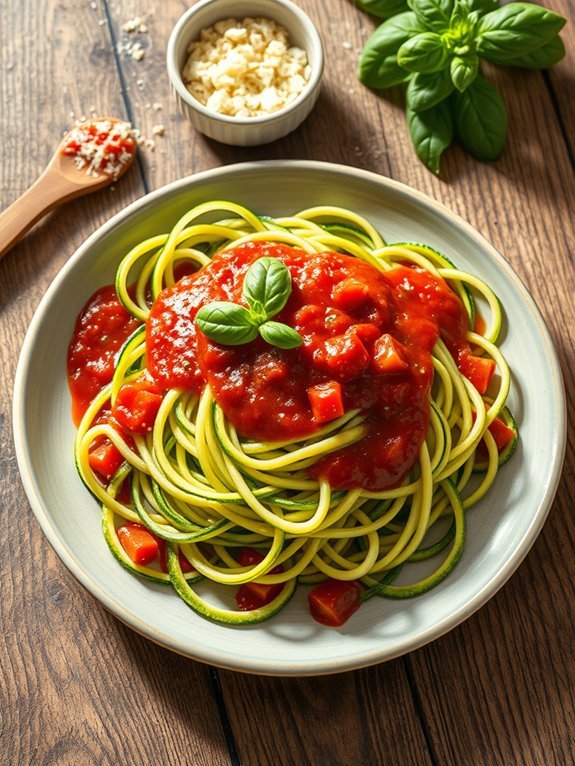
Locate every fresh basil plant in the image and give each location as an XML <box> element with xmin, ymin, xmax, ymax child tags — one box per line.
<box><xmin>357</xmin><ymin>0</ymin><xmax>566</xmax><ymax>173</ymax></box>
<box><xmin>196</xmin><ymin>257</ymin><xmax>303</xmax><ymax>350</ymax></box>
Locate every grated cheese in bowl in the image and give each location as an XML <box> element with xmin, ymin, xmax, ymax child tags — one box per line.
<box><xmin>181</xmin><ymin>17</ymin><xmax>311</xmax><ymax>118</ymax></box>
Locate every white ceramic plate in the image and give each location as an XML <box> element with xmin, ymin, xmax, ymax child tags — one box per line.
<box><xmin>13</xmin><ymin>161</ymin><xmax>566</xmax><ymax>676</ymax></box>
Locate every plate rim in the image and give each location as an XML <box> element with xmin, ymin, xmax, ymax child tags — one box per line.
<box><xmin>12</xmin><ymin>160</ymin><xmax>567</xmax><ymax>675</ymax></box>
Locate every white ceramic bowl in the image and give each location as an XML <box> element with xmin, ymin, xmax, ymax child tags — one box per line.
<box><xmin>13</xmin><ymin>161</ymin><xmax>566</xmax><ymax>676</ymax></box>
<box><xmin>167</xmin><ymin>0</ymin><xmax>324</xmax><ymax>146</ymax></box>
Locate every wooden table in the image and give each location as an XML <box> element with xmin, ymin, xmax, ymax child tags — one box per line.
<box><xmin>2</xmin><ymin>1</ymin><xmax>574</xmax><ymax>764</ymax></box>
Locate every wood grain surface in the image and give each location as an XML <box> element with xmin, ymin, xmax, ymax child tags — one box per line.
<box><xmin>1</xmin><ymin>1</ymin><xmax>574</xmax><ymax>764</ymax></box>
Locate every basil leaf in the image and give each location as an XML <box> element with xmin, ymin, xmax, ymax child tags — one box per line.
<box><xmin>407</xmin><ymin>99</ymin><xmax>453</xmax><ymax>174</ymax></box>
<box><xmin>398</xmin><ymin>32</ymin><xmax>449</xmax><ymax>73</ymax></box>
<box><xmin>258</xmin><ymin>321</ymin><xmax>303</xmax><ymax>350</ymax></box>
<box><xmin>355</xmin><ymin>0</ymin><xmax>409</xmax><ymax>19</ymax></box>
<box><xmin>466</xmin><ymin>0</ymin><xmax>498</xmax><ymax>12</ymax></box>
<box><xmin>407</xmin><ymin>69</ymin><xmax>454</xmax><ymax>111</ymax></box>
<box><xmin>196</xmin><ymin>302</ymin><xmax>258</xmax><ymax>346</ymax></box>
<box><xmin>450</xmin><ymin>52</ymin><xmax>479</xmax><ymax>91</ymax></box>
<box><xmin>452</xmin><ymin>74</ymin><xmax>507</xmax><ymax>160</ymax></box>
<box><xmin>477</xmin><ymin>3</ymin><xmax>566</xmax><ymax>62</ymax></box>
<box><xmin>503</xmin><ymin>34</ymin><xmax>565</xmax><ymax>69</ymax></box>
<box><xmin>359</xmin><ymin>12</ymin><xmax>423</xmax><ymax>88</ymax></box>
<box><xmin>407</xmin><ymin>0</ymin><xmax>454</xmax><ymax>31</ymax></box>
<box><xmin>243</xmin><ymin>257</ymin><xmax>292</xmax><ymax>320</ymax></box>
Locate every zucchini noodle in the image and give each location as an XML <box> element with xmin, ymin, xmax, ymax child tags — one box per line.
<box><xmin>73</xmin><ymin>201</ymin><xmax>518</xmax><ymax>626</ymax></box>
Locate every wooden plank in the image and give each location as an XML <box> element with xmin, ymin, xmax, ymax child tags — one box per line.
<box><xmin>219</xmin><ymin>664</ymin><xmax>434</xmax><ymax>766</ymax></box>
<box><xmin>546</xmin><ymin>0</ymin><xmax>575</xmax><ymax>150</ymax></box>
<box><xmin>0</xmin><ymin>2</ymin><xmax>230</xmax><ymax>764</ymax></box>
<box><xmin>404</xmin><ymin>515</ymin><xmax>575</xmax><ymax>765</ymax></box>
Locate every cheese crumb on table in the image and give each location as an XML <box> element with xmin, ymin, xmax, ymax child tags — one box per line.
<box><xmin>181</xmin><ymin>17</ymin><xmax>311</xmax><ymax>118</ymax></box>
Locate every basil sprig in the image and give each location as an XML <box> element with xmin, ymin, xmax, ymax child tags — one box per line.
<box><xmin>196</xmin><ymin>257</ymin><xmax>303</xmax><ymax>350</ymax></box>
<box><xmin>357</xmin><ymin>0</ymin><xmax>566</xmax><ymax>174</ymax></box>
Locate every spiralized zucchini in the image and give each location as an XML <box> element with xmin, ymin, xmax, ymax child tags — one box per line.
<box><xmin>73</xmin><ymin>201</ymin><xmax>517</xmax><ymax>625</ymax></box>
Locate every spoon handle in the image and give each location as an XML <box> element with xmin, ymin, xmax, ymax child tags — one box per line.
<box><xmin>0</xmin><ymin>168</ymin><xmax>81</xmax><ymax>260</ymax></box>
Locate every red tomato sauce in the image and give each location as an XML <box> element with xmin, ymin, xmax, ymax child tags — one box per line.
<box><xmin>67</xmin><ymin>285</ymin><xmax>140</xmax><ymax>425</ymax></box>
<box><xmin>68</xmin><ymin>242</ymin><xmax>471</xmax><ymax>491</ymax></box>
<box><xmin>146</xmin><ymin>242</ymin><xmax>470</xmax><ymax>490</ymax></box>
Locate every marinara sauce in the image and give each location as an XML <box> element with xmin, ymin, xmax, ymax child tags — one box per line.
<box><xmin>67</xmin><ymin>285</ymin><xmax>140</xmax><ymax>425</ymax></box>
<box><xmin>68</xmin><ymin>242</ymin><xmax>471</xmax><ymax>491</ymax></box>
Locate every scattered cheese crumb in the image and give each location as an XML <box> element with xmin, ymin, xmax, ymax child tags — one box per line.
<box><xmin>130</xmin><ymin>42</ymin><xmax>145</xmax><ymax>61</ymax></box>
<box><xmin>122</xmin><ymin>16</ymin><xmax>148</xmax><ymax>34</ymax></box>
<box><xmin>151</xmin><ymin>124</ymin><xmax>165</xmax><ymax>136</ymax></box>
<box><xmin>152</xmin><ymin>102</ymin><xmax>162</xmax><ymax>111</ymax></box>
<box><xmin>181</xmin><ymin>17</ymin><xmax>311</xmax><ymax>118</ymax></box>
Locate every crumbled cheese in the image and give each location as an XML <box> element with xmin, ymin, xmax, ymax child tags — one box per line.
<box><xmin>130</xmin><ymin>42</ymin><xmax>145</xmax><ymax>61</ymax></box>
<box><xmin>62</xmin><ymin>119</ymin><xmax>136</xmax><ymax>180</ymax></box>
<box><xmin>122</xmin><ymin>16</ymin><xmax>148</xmax><ymax>34</ymax></box>
<box><xmin>151</xmin><ymin>124</ymin><xmax>165</xmax><ymax>136</ymax></box>
<box><xmin>118</xmin><ymin>16</ymin><xmax>149</xmax><ymax>61</ymax></box>
<box><xmin>181</xmin><ymin>17</ymin><xmax>311</xmax><ymax>118</ymax></box>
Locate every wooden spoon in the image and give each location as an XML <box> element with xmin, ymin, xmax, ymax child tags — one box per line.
<box><xmin>0</xmin><ymin>117</ymin><xmax>137</xmax><ymax>260</ymax></box>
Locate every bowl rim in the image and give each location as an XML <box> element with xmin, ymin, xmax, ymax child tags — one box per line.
<box><xmin>13</xmin><ymin>160</ymin><xmax>567</xmax><ymax>676</ymax></box>
<box><xmin>166</xmin><ymin>0</ymin><xmax>325</xmax><ymax>126</ymax></box>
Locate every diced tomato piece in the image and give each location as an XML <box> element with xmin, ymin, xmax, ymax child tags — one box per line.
<box><xmin>458</xmin><ymin>352</ymin><xmax>495</xmax><ymax>394</ymax></box>
<box><xmin>294</xmin><ymin>303</ymin><xmax>324</xmax><ymax>328</ymax></box>
<box><xmin>308</xmin><ymin>579</ymin><xmax>363</xmax><ymax>627</ymax></box>
<box><xmin>235</xmin><ymin>547</ymin><xmax>284</xmax><ymax>607</ymax></box>
<box><xmin>237</xmin><ymin>547</ymin><xmax>283</xmax><ymax>574</ymax></box>
<box><xmin>238</xmin><ymin>581</ymin><xmax>283</xmax><ymax>606</ymax></box>
<box><xmin>332</xmin><ymin>278</ymin><xmax>370</xmax><ymax>310</ymax></box>
<box><xmin>235</xmin><ymin>583</ymin><xmax>283</xmax><ymax>610</ymax></box>
<box><xmin>487</xmin><ymin>417</ymin><xmax>516</xmax><ymax>451</ymax></box>
<box><xmin>158</xmin><ymin>540</ymin><xmax>194</xmax><ymax>573</ymax></box>
<box><xmin>372</xmin><ymin>334</ymin><xmax>409</xmax><ymax>374</ymax></box>
<box><xmin>115</xmin><ymin>479</ymin><xmax>132</xmax><ymax>506</ymax></box>
<box><xmin>347</xmin><ymin>323</ymin><xmax>381</xmax><ymax>346</ymax></box>
<box><xmin>117</xmin><ymin>523</ymin><xmax>160</xmax><ymax>566</ymax></box>
<box><xmin>237</xmin><ymin>547</ymin><xmax>265</xmax><ymax>567</ymax></box>
<box><xmin>324</xmin><ymin>308</ymin><xmax>354</xmax><ymax>335</ymax></box>
<box><xmin>64</xmin><ymin>140</ymin><xmax>81</xmax><ymax>153</ymax></box>
<box><xmin>111</xmin><ymin>383</ymin><xmax>164</xmax><ymax>434</ymax></box>
<box><xmin>324</xmin><ymin>333</ymin><xmax>370</xmax><ymax>378</ymax></box>
<box><xmin>307</xmin><ymin>381</ymin><xmax>345</xmax><ymax>424</ymax></box>
<box><xmin>88</xmin><ymin>439</ymin><xmax>124</xmax><ymax>480</ymax></box>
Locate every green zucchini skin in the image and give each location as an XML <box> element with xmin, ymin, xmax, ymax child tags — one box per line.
<box><xmin>167</xmin><ymin>544</ymin><xmax>297</xmax><ymax>625</ymax></box>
